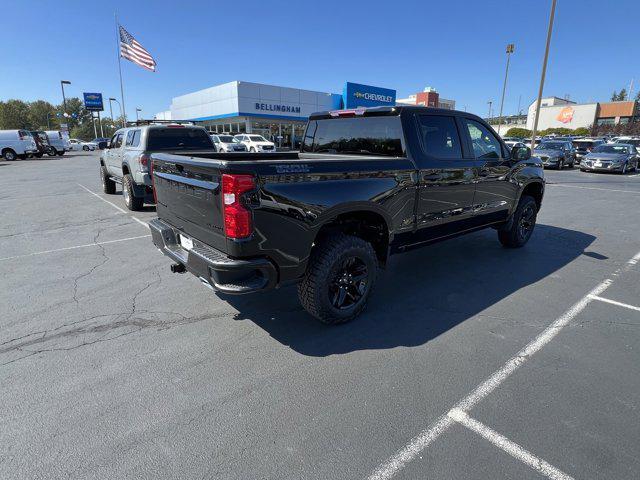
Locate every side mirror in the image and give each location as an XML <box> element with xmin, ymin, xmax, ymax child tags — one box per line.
<box><xmin>511</xmin><ymin>145</ymin><xmax>531</xmax><ymax>161</ymax></box>
<box><xmin>105</xmin><ymin>142</ymin><xmax>111</xmax><ymax>149</ymax></box>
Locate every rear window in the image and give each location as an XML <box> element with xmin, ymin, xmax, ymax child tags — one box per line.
<box><xmin>146</xmin><ymin>128</ymin><xmax>213</xmax><ymax>151</ymax></box>
<box><xmin>301</xmin><ymin>116</ymin><xmax>405</xmax><ymax>157</ymax></box>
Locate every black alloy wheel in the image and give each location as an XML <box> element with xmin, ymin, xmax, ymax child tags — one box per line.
<box><xmin>518</xmin><ymin>203</ymin><xmax>536</xmax><ymax>241</ymax></box>
<box><xmin>328</xmin><ymin>256</ymin><xmax>369</xmax><ymax>310</ymax></box>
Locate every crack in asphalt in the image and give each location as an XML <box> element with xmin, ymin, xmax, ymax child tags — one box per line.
<box><xmin>71</xmin><ymin>226</ymin><xmax>110</xmax><ymax>306</ymax></box>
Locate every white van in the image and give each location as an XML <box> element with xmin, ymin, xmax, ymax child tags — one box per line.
<box><xmin>0</xmin><ymin>130</ymin><xmax>38</xmax><ymax>161</ymax></box>
<box><xmin>45</xmin><ymin>130</ymin><xmax>71</xmax><ymax>156</ymax></box>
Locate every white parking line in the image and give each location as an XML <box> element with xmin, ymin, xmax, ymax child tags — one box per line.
<box><xmin>368</xmin><ymin>248</ymin><xmax>640</xmax><ymax>480</ymax></box>
<box><xmin>589</xmin><ymin>295</ymin><xmax>640</xmax><ymax>312</ymax></box>
<box><xmin>547</xmin><ymin>184</ymin><xmax>640</xmax><ymax>194</ymax></box>
<box><xmin>0</xmin><ymin>235</ymin><xmax>151</xmax><ymax>261</ymax></box>
<box><xmin>77</xmin><ymin>183</ymin><xmax>149</xmax><ymax>228</ymax></box>
<box><xmin>77</xmin><ymin>183</ymin><xmax>127</xmax><ymax>213</ymax></box>
<box><xmin>447</xmin><ymin>409</ymin><xmax>574</xmax><ymax>480</ymax></box>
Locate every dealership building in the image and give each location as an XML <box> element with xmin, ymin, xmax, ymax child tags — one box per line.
<box><xmin>526</xmin><ymin>97</ymin><xmax>637</xmax><ymax>130</ymax></box>
<box><xmin>155</xmin><ymin>80</ymin><xmax>397</xmax><ymax>148</ymax></box>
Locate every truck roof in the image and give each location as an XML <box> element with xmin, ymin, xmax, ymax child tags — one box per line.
<box><xmin>309</xmin><ymin>105</ymin><xmax>484</xmax><ymax>122</ymax></box>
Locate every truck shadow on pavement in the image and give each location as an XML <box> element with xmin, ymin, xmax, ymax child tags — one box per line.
<box><xmin>221</xmin><ymin>224</ymin><xmax>596</xmax><ymax>356</ymax></box>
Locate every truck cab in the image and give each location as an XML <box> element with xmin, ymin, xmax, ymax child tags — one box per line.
<box><xmin>99</xmin><ymin>121</ymin><xmax>215</xmax><ymax>210</ymax></box>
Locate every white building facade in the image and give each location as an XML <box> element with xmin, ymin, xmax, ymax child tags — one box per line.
<box><xmin>159</xmin><ymin>81</ymin><xmax>342</xmax><ymax>148</ymax></box>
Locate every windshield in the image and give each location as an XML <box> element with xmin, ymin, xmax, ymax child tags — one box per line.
<box><xmin>617</xmin><ymin>139</ymin><xmax>640</xmax><ymax>146</ymax></box>
<box><xmin>249</xmin><ymin>135</ymin><xmax>267</xmax><ymax>142</ymax></box>
<box><xmin>536</xmin><ymin>143</ymin><xmax>564</xmax><ymax>151</ymax></box>
<box><xmin>301</xmin><ymin>116</ymin><xmax>405</xmax><ymax>157</ymax></box>
<box><xmin>593</xmin><ymin>145</ymin><xmax>630</xmax><ymax>154</ymax></box>
<box><xmin>218</xmin><ymin>135</ymin><xmax>236</xmax><ymax>143</ymax></box>
<box><xmin>146</xmin><ymin>128</ymin><xmax>213</xmax><ymax>151</ymax></box>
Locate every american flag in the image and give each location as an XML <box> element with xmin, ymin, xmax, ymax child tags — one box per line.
<box><xmin>119</xmin><ymin>25</ymin><xmax>156</xmax><ymax>72</ymax></box>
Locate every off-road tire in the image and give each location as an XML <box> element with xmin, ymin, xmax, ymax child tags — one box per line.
<box><xmin>297</xmin><ymin>234</ymin><xmax>377</xmax><ymax>325</ymax></box>
<box><xmin>2</xmin><ymin>149</ymin><xmax>17</xmax><ymax>161</ymax></box>
<box><xmin>47</xmin><ymin>147</ymin><xmax>57</xmax><ymax>156</ymax></box>
<box><xmin>101</xmin><ymin>165</ymin><xmax>116</xmax><ymax>194</ymax></box>
<box><xmin>123</xmin><ymin>174</ymin><xmax>144</xmax><ymax>210</ymax></box>
<box><xmin>498</xmin><ymin>195</ymin><xmax>538</xmax><ymax>248</ymax></box>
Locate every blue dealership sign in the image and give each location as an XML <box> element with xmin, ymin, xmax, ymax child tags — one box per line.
<box><xmin>83</xmin><ymin>92</ymin><xmax>104</xmax><ymax>111</ymax></box>
<box><xmin>342</xmin><ymin>82</ymin><xmax>396</xmax><ymax>109</ymax></box>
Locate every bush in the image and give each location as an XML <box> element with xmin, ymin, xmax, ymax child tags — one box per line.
<box><xmin>504</xmin><ymin>127</ymin><xmax>531</xmax><ymax>138</ymax></box>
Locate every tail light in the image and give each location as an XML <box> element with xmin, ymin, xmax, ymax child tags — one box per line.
<box><xmin>150</xmin><ymin>159</ymin><xmax>157</xmax><ymax>203</ymax></box>
<box><xmin>222</xmin><ymin>174</ymin><xmax>256</xmax><ymax>239</ymax></box>
<box><xmin>139</xmin><ymin>153</ymin><xmax>150</xmax><ymax>171</ymax></box>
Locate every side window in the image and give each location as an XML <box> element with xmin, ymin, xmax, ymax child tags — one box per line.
<box><xmin>109</xmin><ymin>133</ymin><xmax>118</xmax><ymax>148</ymax></box>
<box><xmin>463</xmin><ymin>119</ymin><xmax>504</xmax><ymax>159</ymax></box>
<box><xmin>126</xmin><ymin>130</ymin><xmax>135</xmax><ymax>146</ymax></box>
<box><xmin>417</xmin><ymin>115</ymin><xmax>462</xmax><ymax>159</ymax></box>
<box><xmin>113</xmin><ymin>133</ymin><xmax>124</xmax><ymax>149</ymax></box>
<box><xmin>131</xmin><ymin>130</ymin><xmax>141</xmax><ymax>147</ymax></box>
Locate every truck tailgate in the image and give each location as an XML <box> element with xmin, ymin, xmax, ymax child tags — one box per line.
<box><xmin>152</xmin><ymin>154</ymin><xmax>227</xmax><ymax>252</ymax></box>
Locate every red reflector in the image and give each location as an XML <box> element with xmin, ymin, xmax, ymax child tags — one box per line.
<box><xmin>222</xmin><ymin>174</ymin><xmax>255</xmax><ymax>239</ymax></box>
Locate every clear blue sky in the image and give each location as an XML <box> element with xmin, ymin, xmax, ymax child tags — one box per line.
<box><xmin>3</xmin><ymin>0</ymin><xmax>638</xmax><ymax>119</ymax></box>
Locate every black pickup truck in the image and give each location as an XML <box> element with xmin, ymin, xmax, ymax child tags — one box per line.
<box><xmin>149</xmin><ymin>106</ymin><xmax>544</xmax><ymax>324</ymax></box>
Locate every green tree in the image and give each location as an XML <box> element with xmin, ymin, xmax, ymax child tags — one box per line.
<box><xmin>505</xmin><ymin>127</ymin><xmax>531</xmax><ymax>138</ymax></box>
<box><xmin>618</xmin><ymin>88</ymin><xmax>627</xmax><ymax>101</ymax></box>
<box><xmin>611</xmin><ymin>90</ymin><xmax>618</xmax><ymax>101</ymax></box>
<box><xmin>0</xmin><ymin>99</ymin><xmax>32</xmax><ymax>129</ymax></box>
<box><xmin>28</xmin><ymin>100</ymin><xmax>57</xmax><ymax>130</ymax></box>
<box><xmin>572</xmin><ymin>127</ymin><xmax>590</xmax><ymax>136</ymax></box>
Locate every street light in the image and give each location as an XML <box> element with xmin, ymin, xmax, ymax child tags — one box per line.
<box><xmin>135</xmin><ymin>108</ymin><xmax>142</xmax><ymax>121</ymax></box>
<box><xmin>497</xmin><ymin>43</ymin><xmax>515</xmax><ymax>136</ymax></box>
<box><xmin>109</xmin><ymin>97</ymin><xmax>124</xmax><ymax>128</ymax></box>
<box><xmin>531</xmin><ymin>0</ymin><xmax>558</xmax><ymax>148</ymax></box>
<box><xmin>487</xmin><ymin>100</ymin><xmax>493</xmax><ymax>119</ymax></box>
<box><xmin>60</xmin><ymin>80</ymin><xmax>71</xmax><ymax>113</ymax></box>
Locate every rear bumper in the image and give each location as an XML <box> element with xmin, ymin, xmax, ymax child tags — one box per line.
<box><xmin>149</xmin><ymin>218</ymin><xmax>277</xmax><ymax>294</ymax></box>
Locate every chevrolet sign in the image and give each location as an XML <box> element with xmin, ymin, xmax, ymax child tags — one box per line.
<box><xmin>343</xmin><ymin>82</ymin><xmax>396</xmax><ymax>109</ymax></box>
<box><xmin>83</xmin><ymin>92</ymin><xmax>104</xmax><ymax>111</ymax></box>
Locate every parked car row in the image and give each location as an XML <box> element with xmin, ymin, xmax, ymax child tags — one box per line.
<box><xmin>503</xmin><ymin>135</ymin><xmax>640</xmax><ymax>174</ymax></box>
<box><xmin>530</xmin><ymin>139</ymin><xmax>639</xmax><ymax>173</ymax></box>
<box><xmin>209</xmin><ymin>133</ymin><xmax>276</xmax><ymax>153</ymax></box>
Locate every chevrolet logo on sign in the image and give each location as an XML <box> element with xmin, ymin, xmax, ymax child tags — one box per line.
<box><xmin>354</xmin><ymin>91</ymin><xmax>393</xmax><ymax>103</ymax></box>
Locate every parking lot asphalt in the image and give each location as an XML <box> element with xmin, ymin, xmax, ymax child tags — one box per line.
<box><xmin>1</xmin><ymin>151</ymin><xmax>639</xmax><ymax>479</ymax></box>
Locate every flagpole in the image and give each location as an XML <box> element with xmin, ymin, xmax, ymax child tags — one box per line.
<box><xmin>115</xmin><ymin>13</ymin><xmax>126</xmax><ymax>127</ymax></box>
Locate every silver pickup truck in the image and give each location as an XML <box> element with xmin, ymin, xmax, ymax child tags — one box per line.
<box><xmin>99</xmin><ymin>122</ymin><xmax>215</xmax><ymax>210</ymax></box>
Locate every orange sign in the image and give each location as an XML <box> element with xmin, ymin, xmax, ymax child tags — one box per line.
<box><xmin>556</xmin><ymin>106</ymin><xmax>574</xmax><ymax>124</ymax></box>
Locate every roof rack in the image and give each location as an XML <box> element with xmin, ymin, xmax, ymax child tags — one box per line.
<box><xmin>124</xmin><ymin>119</ymin><xmax>200</xmax><ymax>127</ymax></box>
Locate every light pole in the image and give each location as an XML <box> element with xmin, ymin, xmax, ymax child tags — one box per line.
<box><xmin>60</xmin><ymin>80</ymin><xmax>71</xmax><ymax>113</ymax></box>
<box><xmin>487</xmin><ymin>100</ymin><xmax>493</xmax><ymax>120</ymax></box>
<box><xmin>497</xmin><ymin>43</ymin><xmax>515</xmax><ymax>136</ymax></box>
<box><xmin>135</xmin><ymin>108</ymin><xmax>142</xmax><ymax>121</ymax></box>
<box><xmin>531</xmin><ymin>0</ymin><xmax>557</xmax><ymax>148</ymax></box>
<box><xmin>109</xmin><ymin>97</ymin><xmax>124</xmax><ymax>128</ymax></box>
